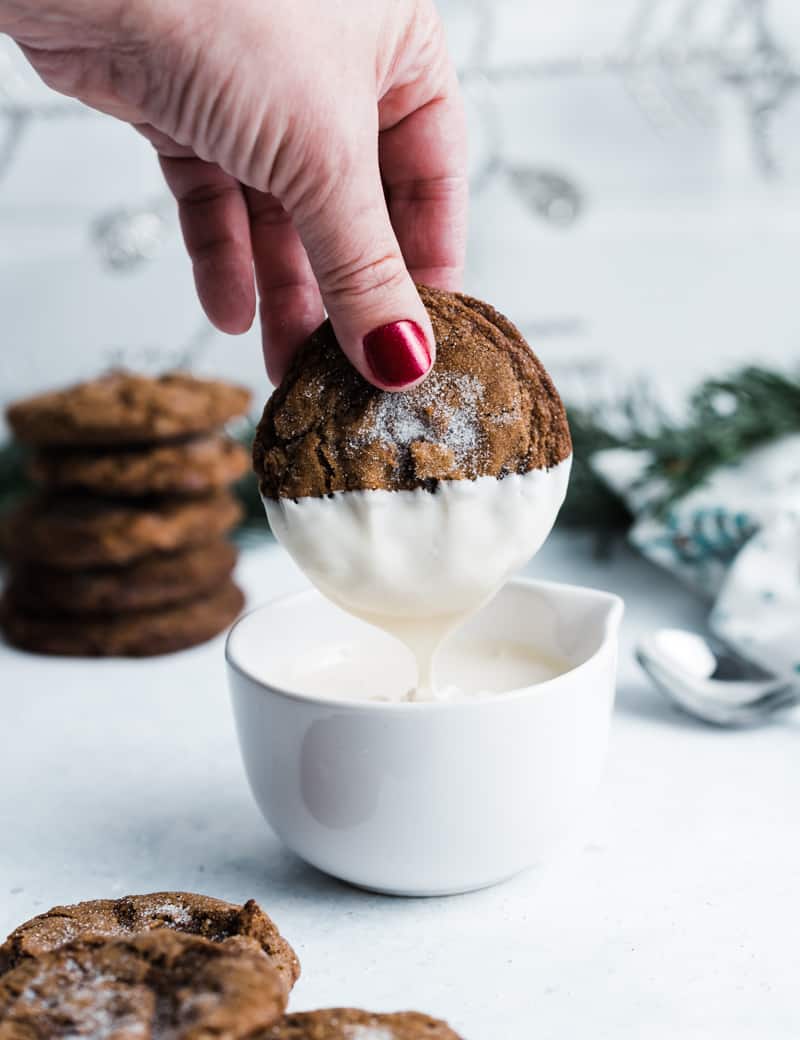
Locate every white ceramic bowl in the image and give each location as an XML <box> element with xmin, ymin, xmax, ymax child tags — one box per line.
<box><xmin>226</xmin><ymin>578</ymin><xmax>623</xmax><ymax>896</ymax></box>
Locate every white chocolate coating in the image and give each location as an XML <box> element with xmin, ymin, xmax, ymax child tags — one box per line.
<box><xmin>263</xmin><ymin>457</ymin><xmax>572</xmax><ymax>698</ymax></box>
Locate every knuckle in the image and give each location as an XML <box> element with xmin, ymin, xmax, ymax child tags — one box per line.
<box><xmin>321</xmin><ymin>251</ymin><xmax>407</xmax><ymax>303</ymax></box>
<box><xmin>24</xmin><ymin>49</ymin><xmax>82</xmax><ymax>95</ymax></box>
<box><xmin>188</xmin><ymin>233</ymin><xmax>234</xmax><ymax>264</ymax></box>
<box><xmin>179</xmin><ymin>181</ymin><xmax>238</xmax><ymax>208</ymax></box>
<box><xmin>281</xmin><ymin>141</ymin><xmax>358</xmax><ymax>218</ymax></box>
<box><xmin>397</xmin><ymin>0</ymin><xmax>449</xmax><ymax>82</ymax></box>
<box><xmin>249</xmin><ymin>196</ymin><xmax>292</xmax><ymax>230</ymax></box>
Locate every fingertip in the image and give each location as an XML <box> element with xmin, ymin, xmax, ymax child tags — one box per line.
<box><xmin>264</xmin><ymin>353</ymin><xmax>287</xmax><ymax>388</ymax></box>
<box><xmin>322</xmin><ymin>272</ymin><xmax>437</xmax><ymax>391</ymax></box>
<box><xmin>214</xmin><ymin>310</ymin><xmax>255</xmax><ymax>337</ymax></box>
<box><xmin>362</xmin><ymin>317</ymin><xmax>434</xmax><ymax>391</ymax></box>
<box><xmin>194</xmin><ymin>261</ymin><xmax>257</xmax><ymax>336</ymax></box>
<box><xmin>259</xmin><ymin>282</ymin><xmax>325</xmax><ymax>387</ymax></box>
<box><xmin>290</xmin><ymin>155</ymin><xmax>438</xmax><ymax>390</ymax></box>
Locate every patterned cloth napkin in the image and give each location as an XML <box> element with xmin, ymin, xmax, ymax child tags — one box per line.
<box><xmin>592</xmin><ymin>433</ymin><xmax>800</xmax><ymax>677</ymax></box>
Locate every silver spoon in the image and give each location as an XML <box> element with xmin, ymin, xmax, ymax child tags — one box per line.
<box><xmin>636</xmin><ymin>628</ymin><xmax>800</xmax><ymax>727</ymax></box>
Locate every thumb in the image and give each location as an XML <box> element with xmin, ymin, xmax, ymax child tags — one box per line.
<box><xmin>289</xmin><ymin>155</ymin><xmax>435</xmax><ymax>391</ymax></box>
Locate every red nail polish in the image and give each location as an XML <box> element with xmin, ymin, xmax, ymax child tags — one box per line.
<box><xmin>363</xmin><ymin>321</ymin><xmax>431</xmax><ymax>388</ymax></box>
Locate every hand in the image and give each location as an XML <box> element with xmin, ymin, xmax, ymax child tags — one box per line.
<box><xmin>2</xmin><ymin>0</ymin><xmax>467</xmax><ymax>388</ymax></box>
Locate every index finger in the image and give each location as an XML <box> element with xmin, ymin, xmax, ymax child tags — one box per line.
<box><xmin>379</xmin><ymin>77</ymin><xmax>468</xmax><ymax>292</ymax></box>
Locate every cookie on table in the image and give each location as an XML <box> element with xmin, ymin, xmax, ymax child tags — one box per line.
<box><xmin>0</xmin><ymin>931</ymin><xmax>287</xmax><ymax>1039</ymax></box>
<box><xmin>0</xmin><ymin>892</ymin><xmax>299</xmax><ymax>988</ymax></box>
<box><xmin>30</xmin><ymin>435</ymin><xmax>250</xmax><ymax>498</ymax></box>
<box><xmin>6</xmin><ymin>371</ymin><xmax>251</xmax><ymax>446</ymax></box>
<box><xmin>254</xmin><ymin>284</ymin><xmax>571</xmax><ymax>500</ymax></box>
<box><xmin>0</xmin><ymin>578</ymin><xmax>244</xmax><ymax>656</ymax></box>
<box><xmin>3</xmin><ymin>491</ymin><xmax>242</xmax><ymax>569</ymax></box>
<box><xmin>6</xmin><ymin>539</ymin><xmax>238</xmax><ymax>614</ymax></box>
<box><xmin>266</xmin><ymin>1009</ymin><xmax>464</xmax><ymax>1039</ymax></box>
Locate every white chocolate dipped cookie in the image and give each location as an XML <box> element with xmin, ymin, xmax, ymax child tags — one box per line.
<box><xmin>253</xmin><ymin>286</ymin><xmax>572</xmax><ymax>698</ymax></box>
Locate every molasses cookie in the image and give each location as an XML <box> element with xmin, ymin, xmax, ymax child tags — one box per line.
<box><xmin>3</xmin><ymin>491</ymin><xmax>242</xmax><ymax>569</ymax></box>
<box><xmin>254</xmin><ymin>285</ymin><xmax>571</xmax><ymax>499</ymax></box>
<box><xmin>250</xmin><ymin>286</ymin><xmax>572</xmax><ymax>702</ymax></box>
<box><xmin>7</xmin><ymin>371</ymin><xmax>251</xmax><ymax>447</ymax></box>
<box><xmin>30</xmin><ymin>435</ymin><xmax>250</xmax><ymax>498</ymax></box>
<box><xmin>6</xmin><ymin>540</ymin><xmax>238</xmax><ymax>614</ymax></box>
<box><xmin>0</xmin><ymin>578</ymin><xmax>244</xmax><ymax>656</ymax></box>
<box><xmin>0</xmin><ymin>931</ymin><xmax>286</xmax><ymax>1039</ymax></box>
<box><xmin>265</xmin><ymin>1009</ymin><xmax>464</xmax><ymax>1039</ymax></box>
<box><xmin>0</xmin><ymin>892</ymin><xmax>299</xmax><ymax>987</ymax></box>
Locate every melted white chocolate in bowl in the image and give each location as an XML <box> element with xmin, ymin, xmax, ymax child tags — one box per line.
<box><xmin>266</xmin><ymin>634</ymin><xmax>569</xmax><ymax>703</ymax></box>
<box><xmin>263</xmin><ymin>457</ymin><xmax>571</xmax><ymax>700</ymax></box>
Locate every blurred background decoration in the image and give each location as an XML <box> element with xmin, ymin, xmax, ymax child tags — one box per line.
<box><xmin>1</xmin><ymin>0</ymin><xmax>798</xmax><ymax>415</ymax></box>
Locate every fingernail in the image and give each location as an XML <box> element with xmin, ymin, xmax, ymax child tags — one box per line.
<box><xmin>363</xmin><ymin>320</ymin><xmax>432</xmax><ymax>388</ymax></box>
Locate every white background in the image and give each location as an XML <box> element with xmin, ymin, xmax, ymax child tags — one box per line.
<box><xmin>1</xmin><ymin>0</ymin><xmax>799</xmax><ymax>424</ymax></box>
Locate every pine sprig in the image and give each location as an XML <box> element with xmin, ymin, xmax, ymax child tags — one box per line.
<box><xmin>561</xmin><ymin>365</ymin><xmax>800</xmax><ymax>527</ymax></box>
<box><xmin>639</xmin><ymin>367</ymin><xmax>800</xmax><ymax>505</ymax></box>
<box><xmin>558</xmin><ymin>407</ymin><xmax>631</xmax><ymax>529</ymax></box>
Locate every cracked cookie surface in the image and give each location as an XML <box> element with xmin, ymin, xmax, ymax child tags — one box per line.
<box><xmin>8</xmin><ymin>371</ymin><xmax>251</xmax><ymax>446</ymax></box>
<box><xmin>265</xmin><ymin>1008</ymin><xmax>464</xmax><ymax>1040</ymax></box>
<box><xmin>5</xmin><ymin>540</ymin><xmax>238</xmax><ymax>614</ymax></box>
<box><xmin>0</xmin><ymin>892</ymin><xmax>299</xmax><ymax>987</ymax></box>
<box><xmin>0</xmin><ymin>930</ymin><xmax>287</xmax><ymax>1039</ymax></box>
<box><xmin>3</xmin><ymin>492</ymin><xmax>242</xmax><ymax>569</ymax></box>
<box><xmin>0</xmin><ymin>579</ymin><xmax>245</xmax><ymax>656</ymax></box>
<box><xmin>254</xmin><ymin>285</ymin><xmax>571</xmax><ymax>500</ymax></box>
<box><xmin>30</xmin><ymin>435</ymin><xmax>250</xmax><ymax>498</ymax></box>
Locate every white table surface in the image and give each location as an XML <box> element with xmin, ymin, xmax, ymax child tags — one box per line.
<box><xmin>1</xmin><ymin>532</ymin><xmax>798</xmax><ymax>1040</ymax></box>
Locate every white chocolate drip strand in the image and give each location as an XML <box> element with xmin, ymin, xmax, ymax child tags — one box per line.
<box><xmin>264</xmin><ymin>458</ymin><xmax>572</xmax><ymax>700</ymax></box>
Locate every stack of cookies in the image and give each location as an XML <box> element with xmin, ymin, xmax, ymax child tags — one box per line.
<box><xmin>1</xmin><ymin>372</ymin><xmax>250</xmax><ymax>656</ymax></box>
<box><xmin>0</xmin><ymin>891</ymin><xmax>465</xmax><ymax>1038</ymax></box>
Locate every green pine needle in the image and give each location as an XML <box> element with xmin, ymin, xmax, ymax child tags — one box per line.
<box><xmin>561</xmin><ymin>365</ymin><xmax>800</xmax><ymax>527</ymax></box>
